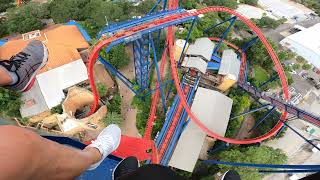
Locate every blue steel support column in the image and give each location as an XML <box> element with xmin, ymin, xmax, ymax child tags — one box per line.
<box><xmin>244</xmin><ymin>59</ymin><xmax>250</xmax><ymax>82</ymax></box>
<box><xmin>155</xmin><ymin>78</ymin><xmax>186</xmax><ymax>148</ymax></box>
<box><xmin>248</xmin><ymin>106</ymin><xmax>276</xmax><ymax>133</ymax></box>
<box><xmin>133</xmin><ymin>34</ymin><xmax>151</xmax><ymax>91</ymax></box>
<box><xmin>177</xmin><ymin>17</ymin><xmax>198</xmax><ymax>66</ymax></box>
<box><xmin>230</xmin><ymin>104</ymin><xmax>271</xmax><ymax>120</ymax></box>
<box><xmin>166</xmin><ymin>81</ymin><xmax>174</xmax><ymax>99</ymax></box>
<box><xmin>208</xmin><ymin>142</ymin><xmax>229</xmax><ymax>155</ymax></box>
<box><xmin>161</xmin><ymin>76</ymin><xmax>200</xmax><ymax>165</ymax></box>
<box><xmin>259</xmin><ymin>75</ymin><xmax>279</xmax><ymax>88</ymax></box>
<box><xmin>279</xmin><ymin>118</ymin><xmax>320</xmax><ymax>151</ymax></box>
<box><xmin>275</xmin><ymin>125</ymin><xmax>287</xmax><ymax>137</ymax></box>
<box><xmin>241</xmin><ymin>36</ymin><xmax>259</xmax><ymax>52</ymax></box>
<box><xmin>150</xmin><ymin>33</ymin><xmax>167</xmax><ymax>112</ymax></box>
<box><xmin>98</xmin><ymin>56</ymin><xmax>138</xmax><ymax>95</ymax></box>
<box><xmin>269</xmin><ymin>112</ymin><xmax>320</xmax><ymax>151</ymax></box>
<box><xmin>142</xmin><ymin>79</ymin><xmax>173</xmax><ymax>98</ymax></box>
<box><xmin>163</xmin><ymin>0</ymin><xmax>167</xmax><ymax>10</ymax></box>
<box><xmin>241</xmin><ymin>37</ymin><xmax>258</xmax><ymax>82</ymax></box>
<box><xmin>148</xmin><ymin>0</ymin><xmax>162</xmax><ymax>14</ymax></box>
<box><xmin>212</xmin><ymin>16</ymin><xmax>237</xmax><ymax>55</ymax></box>
<box><xmin>204</xmin><ymin>16</ymin><xmax>237</xmax><ymax>33</ymax></box>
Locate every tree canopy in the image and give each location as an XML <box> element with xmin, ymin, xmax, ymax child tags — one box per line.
<box><xmin>241</xmin><ymin>0</ymin><xmax>258</xmax><ymax>6</ymax></box>
<box><xmin>6</xmin><ymin>3</ymin><xmax>47</xmax><ymax>34</ymax></box>
<box><xmin>48</xmin><ymin>0</ymin><xmax>88</xmax><ymax>23</ymax></box>
<box><xmin>253</xmin><ymin>16</ymin><xmax>286</xmax><ymax>29</ymax></box>
<box><xmin>102</xmin><ymin>112</ymin><xmax>123</xmax><ymax>127</ymax></box>
<box><xmin>96</xmin><ymin>83</ymin><xmax>108</xmax><ymax>98</ymax></box>
<box><xmin>293</xmin><ymin>0</ymin><xmax>320</xmax><ymax>15</ymax></box>
<box><xmin>218</xmin><ymin>146</ymin><xmax>287</xmax><ymax>180</ymax></box>
<box><xmin>0</xmin><ymin>0</ymin><xmax>15</xmax><ymax>13</ymax></box>
<box><xmin>107</xmin><ymin>94</ymin><xmax>122</xmax><ymax>114</ymax></box>
<box><xmin>204</xmin><ymin>0</ymin><xmax>238</xmax><ymax>9</ymax></box>
<box><xmin>0</xmin><ymin>88</ymin><xmax>22</xmax><ymax>118</ymax></box>
<box><xmin>101</xmin><ymin>44</ymin><xmax>130</xmax><ymax>69</ymax></box>
<box><xmin>136</xmin><ymin>0</ymin><xmax>159</xmax><ymax>14</ymax></box>
<box><xmin>0</xmin><ymin>18</ymin><xmax>9</xmax><ymax>38</ymax></box>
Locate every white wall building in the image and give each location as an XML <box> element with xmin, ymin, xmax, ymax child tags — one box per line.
<box><xmin>236</xmin><ymin>4</ymin><xmax>278</xmax><ymax>20</ymax></box>
<box><xmin>169</xmin><ymin>88</ymin><xmax>232</xmax><ymax>172</ymax></box>
<box><xmin>258</xmin><ymin>0</ymin><xmax>315</xmax><ymax>23</ymax></box>
<box><xmin>280</xmin><ymin>23</ymin><xmax>320</xmax><ymax>70</ymax></box>
<box><xmin>20</xmin><ymin>60</ymin><xmax>88</xmax><ymax>117</ymax></box>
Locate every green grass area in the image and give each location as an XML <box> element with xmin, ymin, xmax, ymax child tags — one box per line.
<box><xmin>252</xmin><ymin>66</ymin><xmax>269</xmax><ymax>86</ymax></box>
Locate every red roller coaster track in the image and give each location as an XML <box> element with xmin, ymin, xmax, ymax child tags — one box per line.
<box><xmin>87</xmin><ymin>6</ymin><xmax>289</xmax><ymax>152</ymax></box>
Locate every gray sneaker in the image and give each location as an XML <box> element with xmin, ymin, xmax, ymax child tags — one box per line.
<box><xmin>0</xmin><ymin>40</ymin><xmax>48</xmax><ymax>92</ymax></box>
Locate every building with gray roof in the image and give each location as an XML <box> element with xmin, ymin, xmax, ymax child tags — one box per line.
<box><xmin>218</xmin><ymin>49</ymin><xmax>241</xmax><ymax>80</ymax></box>
<box><xmin>169</xmin><ymin>88</ymin><xmax>232</xmax><ymax>172</ymax></box>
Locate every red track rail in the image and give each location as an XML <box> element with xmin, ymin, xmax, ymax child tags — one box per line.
<box><xmin>87</xmin><ymin>6</ymin><xmax>289</xmax><ymax>148</ymax></box>
<box><xmin>144</xmin><ymin>47</ymin><xmax>168</xmax><ymax>139</ymax></box>
<box><xmin>144</xmin><ymin>0</ymin><xmax>180</xmax><ymax>140</ymax></box>
<box><xmin>158</xmin><ymin>86</ymin><xmax>190</xmax><ymax>160</ymax></box>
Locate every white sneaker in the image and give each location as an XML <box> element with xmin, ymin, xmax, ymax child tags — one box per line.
<box><xmin>87</xmin><ymin>124</ymin><xmax>121</xmax><ymax>170</ymax></box>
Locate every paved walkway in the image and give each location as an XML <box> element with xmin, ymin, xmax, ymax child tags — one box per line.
<box><xmin>263</xmin><ymin>120</ymin><xmax>320</xmax><ymax>180</ymax></box>
<box><xmin>236</xmin><ymin>114</ymin><xmax>255</xmax><ymax>139</ymax></box>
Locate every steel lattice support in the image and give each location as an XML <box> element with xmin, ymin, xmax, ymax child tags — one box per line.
<box><xmin>133</xmin><ymin>35</ymin><xmax>151</xmax><ymax>91</ymax></box>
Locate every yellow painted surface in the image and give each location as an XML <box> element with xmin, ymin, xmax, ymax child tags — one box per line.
<box><xmin>217</xmin><ymin>75</ymin><xmax>236</xmax><ymax>92</ymax></box>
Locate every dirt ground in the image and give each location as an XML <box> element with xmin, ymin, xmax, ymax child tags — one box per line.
<box><xmin>117</xmin><ymin>45</ymin><xmax>140</xmax><ymax>138</ymax></box>
<box><xmin>152</xmin><ymin>56</ymin><xmax>170</xmax><ymax>84</ymax></box>
<box><xmin>94</xmin><ymin>63</ymin><xmax>116</xmax><ymax>90</ymax></box>
<box><xmin>236</xmin><ymin>115</ymin><xmax>255</xmax><ymax>140</ymax></box>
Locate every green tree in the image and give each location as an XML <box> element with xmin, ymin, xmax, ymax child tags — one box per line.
<box><xmin>292</xmin><ymin>64</ymin><xmax>300</xmax><ymax>70</ymax></box>
<box><xmin>102</xmin><ymin>112</ymin><xmax>123</xmax><ymax>126</ymax></box>
<box><xmin>253</xmin><ymin>16</ymin><xmax>284</xmax><ymax>29</ymax></box>
<box><xmin>83</xmin><ymin>0</ymin><xmax>125</xmax><ymax>27</ymax></box>
<box><xmin>245</xmin><ymin>38</ymin><xmax>277</xmax><ymax>71</ymax></box>
<box><xmin>198</xmin><ymin>13</ymin><xmax>220</xmax><ymax>32</ymax></box>
<box><xmin>277</xmin><ymin>50</ymin><xmax>296</xmax><ymax>62</ymax></box>
<box><xmin>0</xmin><ymin>0</ymin><xmax>14</xmax><ymax>13</ymax></box>
<box><xmin>102</xmin><ymin>44</ymin><xmax>130</xmax><ymax>69</ymax></box>
<box><xmin>204</xmin><ymin>0</ymin><xmax>238</xmax><ymax>9</ymax></box>
<box><xmin>226</xmin><ymin>89</ymin><xmax>251</xmax><ymax>137</ymax></box>
<box><xmin>293</xmin><ymin>0</ymin><xmax>320</xmax><ymax>15</ymax></box>
<box><xmin>242</xmin><ymin>0</ymin><xmax>258</xmax><ymax>6</ymax></box>
<box><xmin>302</xmin><ymin>63</ymin><xmax>312</xmax><ymax>70</ymax></box>
<box><xmin>0</xmin><ymin>87</ymin><xmax>22</xmax><ymax>118</ymax></box>
<box><xmin>107</xmin><ymin>94</ymin><xmax>122</xmax><ymax>114</ymax></box>
<box><xmin>18</xmin><ymin>117</ymin><xmax>29</xmax><ymax>126</ymax></box>
<box><xmin>0</xmin><ymin>18</ymin><xmax>9</xmax><ymax>38</ymax></box>
<box><xmin>6</xmin><ymin>3</ymin><xmax>46</xmax><ymax>34</ymax></box>
<box><xmin>296</xmin><ymin>55</ymin><xmax>306</xmax><ymax>64</ymax></box>
<box><xmin>97</xmin><ymin>83</ymin><xmax>108</xmax><ymax>98</ymax></box>
<box><xmin>78</xmin><ymin>20</ymin><xmax>101</xmax><ymax>38</ymax></box>
<box><xmin>181</xmin><ymin>0</ymin><xmax>199</xmax><ymax>9</ymax></box>
<box><xmin>48</xmin><ymin>0</ymin><xmax>89</xmax><ymax>23</ymax></box>
<box><xmin>51</xmin><ymin>104</ymin><xmax>63</xmax><ymax>114</ymax></box>
<box><xmin>219</xmin><ymin>146</ymin><xmax>287</xmax><ymax>180</ymax></box>
<box><xmin>175</xmin><ymin>25</ymin><xmax>203</xmax><ymax>43</ymax></box>
<box><xmin>132</xmin><ymin>95</ymin><xmax>152</xmax><ymax>134</ymax></box>
<box><xmin>97</xmin><ymin>83</ymin><xmax>108</xmax><ymax>97</ymax></box>
<box><xmin>135</xmin><ymin>0</ymin><xmax>159</xmax><ymax>14</ymax></box>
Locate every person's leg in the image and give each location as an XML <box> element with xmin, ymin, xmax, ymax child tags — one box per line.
<box><xmin>0</xmin><ymin>125</ymin><xmax>120</xmax><ymax>180</ymax></box>
<box><xmin>0</xmin><ymin>66</ymin><xmax>13</xmax><ymax>85</ymax></box>
<box><xmin>0</xmin><ymin>40</ymin><xmax>48</xmax><ymax>92</ymax></box>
